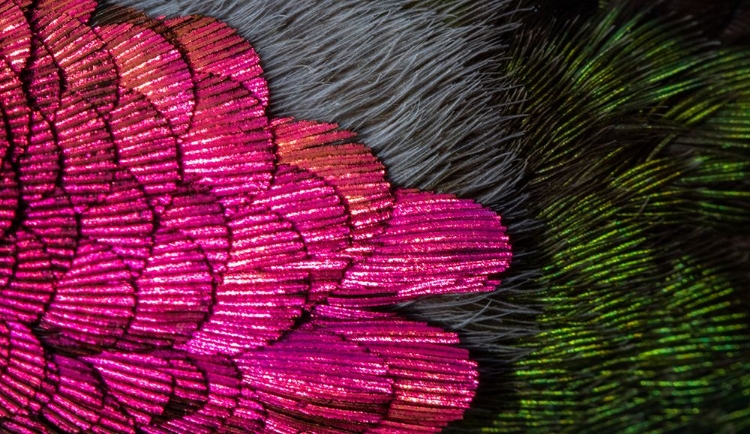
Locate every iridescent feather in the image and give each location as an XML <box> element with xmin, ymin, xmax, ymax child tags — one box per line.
<box><xmin>481</xmin><ymin>4</ymin><xmax>750</xmax><ymax>433</ymax></box>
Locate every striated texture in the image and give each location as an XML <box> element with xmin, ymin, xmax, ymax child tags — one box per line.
<box><xmin>485</xmin><ymin>4</ymin><xmax>750</xmax><ymax>433</ymax></box>
<box><xmin>100</xmin><ymin>2</ymin><xmax>750</xmax><ymax>433</ymax></box>
<box><xmin>111</xmin><ymin>0</ymin><xmax>535</xmax><ymax>362</ymax></box>
<box><xmin>0</xmin><ymin>0</ymin><xmax>513</xmax><ymax>432</ymax></box>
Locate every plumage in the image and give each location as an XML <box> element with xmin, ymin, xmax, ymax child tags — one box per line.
<box><xmin>482</xmin><ymin>3</ymin><xmax>750</xmax><ymax>433</ymax></box>
<box><xmin>0</xmin><ymin>0</ymin><xmax>748</xmax><ymax>432</ymax></box>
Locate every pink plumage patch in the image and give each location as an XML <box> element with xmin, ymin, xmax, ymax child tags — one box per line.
<box><xmin>0</xmin><ymin>0</ymin><xmax>511</xmax><ymax>432</ymax></box>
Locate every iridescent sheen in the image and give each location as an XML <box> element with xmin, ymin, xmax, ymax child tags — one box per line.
<box><xmin>0</xmin><ymin>0</ymin><xmax>512</xmax><ymax>432</ymax></box>
<box><xmin>483</xmin><ymin>5</ymin><xmax>750</xmax><ymax>433</ymax></box>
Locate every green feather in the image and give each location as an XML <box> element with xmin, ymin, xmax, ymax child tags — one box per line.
<box><xmin>481</xmin><ymin>5</ymin><xmax>750</xmax><ymax>433</ymax></box>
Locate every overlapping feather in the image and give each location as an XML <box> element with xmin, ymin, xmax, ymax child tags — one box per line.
<box><xmin>480</xmin><ymin>4</ymin><xmax>750</xmax><ymax>433</ymax></box>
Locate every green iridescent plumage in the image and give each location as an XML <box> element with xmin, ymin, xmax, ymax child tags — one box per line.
<box><xmin>475</xmin><ymin>4</ymin><xmax>750</xmax><ymax>433</ymax></box>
